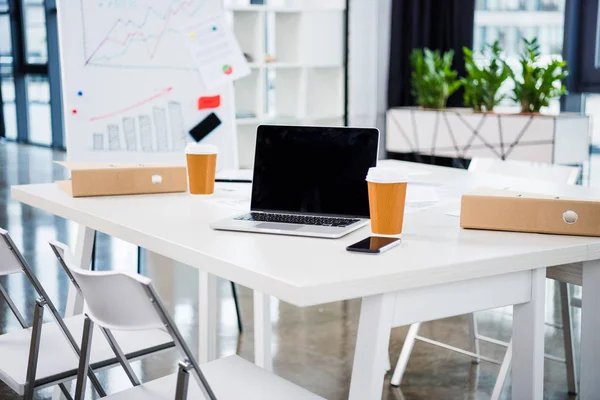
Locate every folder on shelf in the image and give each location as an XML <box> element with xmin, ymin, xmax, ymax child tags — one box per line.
<box><xmin>54</xmin><ymin>162</ymin><xmax>187</xmax><ymax>197</ymax></box>
<box><xmin>460</xmin><ymin>188</ymin><xmax>600</xmax><ymax>237</ymax></box>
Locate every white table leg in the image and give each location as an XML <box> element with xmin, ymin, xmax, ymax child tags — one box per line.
<box><xmin>199</xmin><ymin>270</ymin><xmax>217</xmax><ymax>363</ymax></box>
<box><xmin>512</xmin><ymin>267</ymin><xmax>546</xmax><ymax>400</ymax></box>
<box><xmin>580</xmin><ymin>259</ymin><xmax>600</xmax><ymax>399</ymax></box>
<box><xmin>253</xmin><ymin>291</ymin><xmax>273</xmax><ymax>371</ymax></box>
<box><xmin>53</xmin><ymin>224</ymin><xmax>95</xmax><ymax>400</ymax></box>
<box><xmin>349</xmin><ymin>292</ymin><xmax>395</xmax><ymax>400</ymax></box>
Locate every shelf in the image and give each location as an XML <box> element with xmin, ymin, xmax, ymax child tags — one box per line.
<box><xmin>226</xmin><ymin>5</ymin><xmax>267</xmax><ymax>12</ymax></box>
<box><xmin>228</xmin><ymin>1</ymin><xmax>346</xmax><ymax>167</ymax></box>
<box><xmin>265</xmin><ymin>62</ymin><xmax>302</xmax><ymax>68</ymax></box>
<box><xmin>234</xmin><ymin>68</ymin><xmax>264</xmax><ymax>118</ymax></box>
<box><xmin>267</xmin><ymin>0</ymin><xmax>346</xmax><ymax>10</ymax></box>
<box><xmin>304</xmin><ymin>114</ymin><xmax>345</xmax><ymax>122</ymax></box>
<box><xmin>232</xmin><ymin>9</ymin><xmax>264</xmax><ymax>61</ymax></box>
<box><xmin>274</xmin><ymin>11</ymin><xmax>344</xmax><ymax>65</ymax></box>
<box><xmin>305</xmin><ymin>68</ymin><xmax>344</xmax><ymax>118</ymax></box>
<box><xmin>236</xmin><ymin>117</ymin><xmax>262</xmax><ymax>125</ymax></box>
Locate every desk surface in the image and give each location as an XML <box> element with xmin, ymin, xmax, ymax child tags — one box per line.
<box><xmin>11</xmin><ymin>161</ymin><xmax>600</xmax><ymax>306</ymax></box>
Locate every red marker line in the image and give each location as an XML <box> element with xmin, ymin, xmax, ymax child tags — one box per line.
<box><xmin>89</xmin><ymin>87</ymin><xmax>173</xmax><ymax>122</ymax></box>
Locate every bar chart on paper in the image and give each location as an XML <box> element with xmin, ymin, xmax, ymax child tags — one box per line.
<box><xmin>57</xmin><ymin>0</ymin><xmax>242</xmax><ymax>168</ymax></box>
<box><xmin>88</xmin><ymin>87</ymin><xmax>187</xmax><ymax>153</ymax></box>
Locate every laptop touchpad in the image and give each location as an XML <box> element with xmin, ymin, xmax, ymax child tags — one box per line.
<box><xmin>256</xmin><ymin>223</ymin><xmax>302</xmax><ymax>231</ymax></box>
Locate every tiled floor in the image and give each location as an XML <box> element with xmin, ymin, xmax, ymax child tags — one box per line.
<box><xmin>1</xmin><ymin>141</ymin><xmax>595</xmax><ymax>399</ymax></box>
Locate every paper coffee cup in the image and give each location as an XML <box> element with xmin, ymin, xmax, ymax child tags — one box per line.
<box><xmin>185</xmin><ymin>143</ymin><xmax>218</xmax><ymax>195</ymax></box>
<box><xmin>366</xmin><ymin>167</ymin><xmax>408</xmax><ymax>235</ymax></box>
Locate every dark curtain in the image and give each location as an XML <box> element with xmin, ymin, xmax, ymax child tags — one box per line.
<box><xmin>387</xmin><ymin>0</ymin><xmax>476</xmax><ymax>108</ymax></box>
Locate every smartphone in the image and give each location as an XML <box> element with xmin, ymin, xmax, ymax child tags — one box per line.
<box><xmin>189</xmin><ymin>112</ymin><xmax>222</xmax><ymax>142</ymax></box>
<box><xmin>346</xmin><ymin>236</ymin><xmax>401</xmax><ymax>254</ymax></box>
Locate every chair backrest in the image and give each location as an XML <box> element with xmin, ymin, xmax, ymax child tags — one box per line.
<box><xmin>49</xmin><ymin>241</ymin><xmax>164</xmax><ymax>331</ymax></box>
<box><xmin>468</xmin><ymin>157</ymin><xmax>580</xmax><ymax>185</ymax></box>
<box><xmin>0</xmin><ymin>228</ymin><xmax>26</xmax><ymax>276</ymax></box>
<box><xmin>50</xmin><ymin>240</ymin><xmax>216</xmax><ymax>399</ymax></box>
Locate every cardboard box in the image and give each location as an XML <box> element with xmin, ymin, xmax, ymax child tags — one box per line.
<box><xmin>55</xmin><ymin>162</ymin><xmax>187</xmax><ymax>197</ymax></box>
<box><xmin>460</xmin><ymin>188</ymin><xmax>600</xmax><ymax>237</ymax></box>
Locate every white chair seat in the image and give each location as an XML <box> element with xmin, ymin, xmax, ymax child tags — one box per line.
<box><xmin>99</xmin><ymin>355</ymin><xmax>324</xmax><ymax>400</ymax></box>
<box><xmin>0</xmin><ymin>314</ymin><xmax>173</xmax><ymax>395</ymax></box>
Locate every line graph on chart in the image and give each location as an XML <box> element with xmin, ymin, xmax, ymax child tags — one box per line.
<box><xmin>81</xmin><ymin>0</ymin><xmax>220</xmax><ymax>70</ymax></box>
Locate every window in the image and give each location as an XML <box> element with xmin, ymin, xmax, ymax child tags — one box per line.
<box><xmin>473</xmin><ymin>0</ymin><xmax>567</xmax><ymax>113</ymax></box>
<box><xmin>24</xmin><ymin>0</ymin><xmax>47</xmax><ymax>64</ymax></box>
<box><xmin>0</xmin><ymin>0</ymin><xmax>62</xmax><ymax>147</ymax></box>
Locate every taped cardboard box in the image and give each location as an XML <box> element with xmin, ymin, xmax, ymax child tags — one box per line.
<box><xmin>460</xmin><ymin>188</ymin><xmax>600</xmax><ymax>237</ymax></box>
<box><xmin>55</xmin><ymin>162</ymin><xmax>187</xmax><ymax>197</ymax></box>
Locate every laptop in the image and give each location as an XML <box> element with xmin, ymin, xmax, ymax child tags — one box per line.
<box><xmin>210</xmin><ymin>125</ymin><xmax>379</xmax><ymax>238</ymax></box>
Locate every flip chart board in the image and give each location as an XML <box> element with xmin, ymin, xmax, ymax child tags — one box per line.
<box><xmin>57</xmin><ymin>0</ymin><xmax>246</xmax><ymax>170</ymax></box>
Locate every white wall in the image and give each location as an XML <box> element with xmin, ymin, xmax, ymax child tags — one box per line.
<box><xmin>347</xmin><ymin>0</ymin><xmax>391</xmax><ymax>155</ymax></box>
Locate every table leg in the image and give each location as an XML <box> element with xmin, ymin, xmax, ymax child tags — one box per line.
<box><xmin>512</xmin><ymin>267</ymin><xmax>545</xmax><ymax>400</ymax></box>
<box><xmin>349</xmin><ymin>292</ymin><xmax>395</xmax><ymax>400</ymax></box>
<box><xmin>254</xmin><ymin>291</ymin><xmax>272</xmax><ymax>371</ymax></box>
<box><xmin>580</xmin><ymin>259</ymin><xmax>600</xmax><ymax>399</ymax></box>
<box><xmin>199</xmin><ymin>270</ymin><xmax>217</xmax><ymax>363</ymax></box>
<box><xmin>53</xmin><ymin>224</ymin><xmax>95</xmax><ymax>400</ymax></box>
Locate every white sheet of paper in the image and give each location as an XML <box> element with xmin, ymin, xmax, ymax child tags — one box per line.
<box><xmin>446</xmin><ymin>209</ymin><xmax>461</xmax><ymax>217</ymax></box>
<box><xmin>183</xmin><ymin>15</ymin><xmax>251</xmax><ymax>88</ymax></box>
<box><xmin>406</xmin><ymin>185</ymin><xmax>439</xmax><ymax>204</ymax></box>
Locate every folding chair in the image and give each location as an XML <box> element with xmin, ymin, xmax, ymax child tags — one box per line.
<box><xmin>49</xmin><ymin>241</ymin><xmax>324</xmax><ymax>400</ymax></box>
<box><xmin>0</xmin><ymin>227</ymin><xmax>173</xmax><ymax>399</ymax></box>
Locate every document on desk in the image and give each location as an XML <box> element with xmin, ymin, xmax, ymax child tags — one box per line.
<box><xmin>405</xmin><ymin>185</ymin><xmax>440</xmax><ymax>214</ymax></box>
<box><xmin>206</xmin><ymin>184</ymin><xmax>251</xmax><ymax>211</ymax></box>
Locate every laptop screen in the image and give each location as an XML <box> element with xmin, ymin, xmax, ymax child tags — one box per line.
<box><xmin>250</xmin><ymin>125</ymin><xmax>379</xmax><ymax>218</ymax></box>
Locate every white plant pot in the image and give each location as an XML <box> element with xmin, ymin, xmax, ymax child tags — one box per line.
<box><xmin>386</xmin><ymin>107</ymin><xmax>590</xmax><ymax>165</ymax></box>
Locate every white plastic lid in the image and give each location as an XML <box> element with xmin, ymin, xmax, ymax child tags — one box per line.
<box><xmin>366</xmin><ymin>167</ymin><xmax>408</xmax><ymax>183</ymax></box>
<box><xmin>185</xmin><ymin>143</ymin><xmax>218</xmax><ymax>155</ymax></box>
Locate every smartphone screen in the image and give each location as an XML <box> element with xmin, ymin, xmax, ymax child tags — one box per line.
<box><xmin>346</xmin><ymin>236</ymin><xmax>401</xmax><ymax>254</ymax></box>
<box><xmin>189</xmin><ymin>113</ymin><xmax>222</xmax><ymax>142</ymax></box>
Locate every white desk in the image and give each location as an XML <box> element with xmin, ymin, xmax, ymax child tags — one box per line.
<box><xmin>11</xmin><ymin>161</ymin><xmax>600</xmax><ymax>400</ymax></box>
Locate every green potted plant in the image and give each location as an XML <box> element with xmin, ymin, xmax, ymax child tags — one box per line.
<box><xmin>462</xmin><ymin>41</ymin><xmax>512</xmax><ymax>112</ymax></box>
<box><xmin>512</xmin><ymin>38</ymin><xmax>568</xmax><ymax>113</ymax></box>
<box><xmin>410</xmin><ymin>48</ymin><xmax>462</xmax><ymax>109</ymax></box>
<box><xmin>387</xmin><ymin>40</ymin><xmax>588</xmax><ymax>168</ymax></box>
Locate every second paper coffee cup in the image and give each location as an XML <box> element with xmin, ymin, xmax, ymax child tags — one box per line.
<box><xmin>366</xmin><ymin>167</ymin><xmax>408</xmax><ymax>235</ymax></box>
<box><xmin>185</xmin><ymin>143</ymin><xmax>218</xmax><ymax>195</ymax></box>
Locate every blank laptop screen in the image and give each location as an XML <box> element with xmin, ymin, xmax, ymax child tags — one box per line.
<box><xmin>250</xmin><ymin>125</ymin><xmax>379</xmax><ymax>218</ymax></box>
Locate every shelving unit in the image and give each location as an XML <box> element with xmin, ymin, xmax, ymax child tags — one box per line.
<box><xmin>224</xmin><ymin>0</ymin><xmax>347</xmax><ymax>168</ymax></box>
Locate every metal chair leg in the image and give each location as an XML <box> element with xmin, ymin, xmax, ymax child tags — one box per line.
<box><xmin>175</xmin><ymin>361</ymin><xmax>192</xmax><ymax>400</ymax></box>
<box><xmin>231</xmin><ymin>282</ymin><xmax>243</xmax><ymax>333</ymax></box>
<box><xmin>491</xmin><ymin>339</ymin><xmax>512</xmax><ymax>400</ymax></box>
<box><xmin>0</xmin><ymin>283</ymin><xmax>28</xmax><ymax>328</ymax></box>
<box><xmin>560</xmin><ymin>282</ymin><xmax>578</xmax><ymax>394</ymax></box>
<box><xmin>24</xmin><ymin>299</ymin><xmax>46</xmax><ymax>400</ymax></box>
<box><xmin>100</xmin><ymin>327</ymin><xmax>141</xmax><ymax>386</ymax></box>
<box><xmin>391</xmin><ymin>322</ymin><xmax>421</xmax><ymax>386</ymax></box>
<box><xmin>58</xmin><ymin>383</ymin><xmax>74</xmax><ymax>400</ymax></box>
<box><xmin>468</xmin><ymin>313</ymin><xmax>481</xmax><ymax>364</ymax></box>
<box><xmin>75</xmin><ymin>316</ymin><xmax>94</xmax><ymax>400</ymax></box>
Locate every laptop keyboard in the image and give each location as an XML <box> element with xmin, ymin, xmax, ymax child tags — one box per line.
<box><xmin>235</xmin><ymin>212</ymin><xmax>360</xmax><ymax>227</ymax></box>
